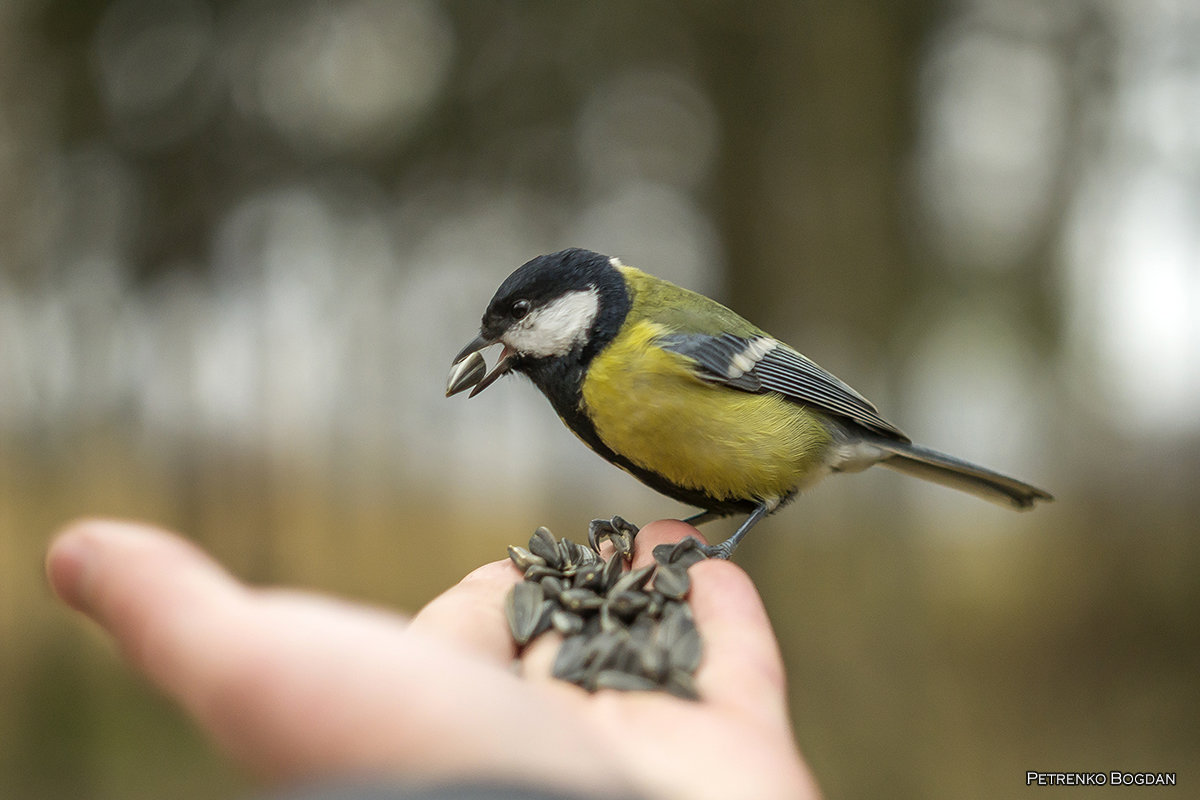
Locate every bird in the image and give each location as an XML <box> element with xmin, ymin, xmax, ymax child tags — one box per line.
<box><xmin>446</xmin><ymin>248</ymin><xmax>1053</xmax><ymax>559</ymax></box>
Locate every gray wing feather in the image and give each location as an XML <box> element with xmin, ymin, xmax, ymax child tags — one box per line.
<box><xmin>658</xmin><ymin>332</ymin><xmax>764</xmax><ymax>392</ymax></box>
<box><xmin>660</xmin><ymin>332</ymin><xmax>908</xmax><ymax>440</ymax></box>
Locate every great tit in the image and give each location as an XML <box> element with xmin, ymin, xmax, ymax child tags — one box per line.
<box><xmin>447</xmin><ymin>248</ymin><xmax>1053</xmax><ymax>558</ymax></box>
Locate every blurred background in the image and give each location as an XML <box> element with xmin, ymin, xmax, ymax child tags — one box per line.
<box><xmin>2</xmin><ymin>0</ymin><xmax>1197</xmax><ymax>798</ymax></box>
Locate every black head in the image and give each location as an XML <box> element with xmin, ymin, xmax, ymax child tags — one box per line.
<box><xmin>447</xmin><ymin>249</ymin><xmax>631</xmax><ymax>397</ymax></box>
<box><xmin>480</xmin><ymin>249</ymin><xmax>625</xmax><ymax>347</ymax></box>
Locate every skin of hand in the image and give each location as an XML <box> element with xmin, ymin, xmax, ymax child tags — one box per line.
<box><xmin>45</xmin><ymin>518</ymin><xmax>821</xmax><ymax>800</ymax></box>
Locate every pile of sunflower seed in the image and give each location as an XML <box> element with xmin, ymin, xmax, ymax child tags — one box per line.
<box><xmin>504</xmin><ymin>516</ymin><xmax>707</xmax><ymax>699</ymax></box>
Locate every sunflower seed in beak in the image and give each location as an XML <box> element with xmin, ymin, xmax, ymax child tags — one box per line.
<box><xmin>445</xmin><ymin>350</ymin><xmax>487</xmax><ymax>397</ymax></box>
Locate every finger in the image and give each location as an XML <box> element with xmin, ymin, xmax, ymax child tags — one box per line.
<box><xmin>408</xmin><ymin>559</ymin><xmax>522</xmax><ymax>663</ymax></box>
<box><xmin>631</xmin><ymin>520</ymin><xmax>791</xmax><ymax>727</ymax></box>
<box><xmin>46</xmin><ymin>519</ymin><xmax>620</xmax><ymax>793</ymax></box>
<box><xmin>46</xmin><ymin>518</ymin><xmax>253</xmax><ymax>692</ymax></box>
<box><xmin>687</xmin><ymin>558</ymin><xmax>791</xmax><ymax>730</ymax></box>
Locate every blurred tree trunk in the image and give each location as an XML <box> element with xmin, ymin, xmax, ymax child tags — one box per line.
<box><xmin>699</xmin><ymin>2</ymin><xmax>934</xmax><ymax>348</ymax></box>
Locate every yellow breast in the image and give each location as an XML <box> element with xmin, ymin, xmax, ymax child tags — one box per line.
<box><xmin>579</xmin><ymin>319</ymin><xmax>833</xmax><ymax>503</ymax></box>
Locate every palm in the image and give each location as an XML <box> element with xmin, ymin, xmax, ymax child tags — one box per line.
<box><xmin>47</xmin><ymin>519</ymin><xmax>819</xmax><ymax>800</ymax></box>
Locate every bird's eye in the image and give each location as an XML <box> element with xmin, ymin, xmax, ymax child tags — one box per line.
<box><xmin>511</xmin><ymin>299</ymin><xmax>531</xmax><ymax>320</ymax></box>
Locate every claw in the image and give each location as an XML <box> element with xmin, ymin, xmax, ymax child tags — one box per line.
<box><xmin>587</xmin><ymin>516</ymin><xmax>639</xmax><ymax>561</ymax></box>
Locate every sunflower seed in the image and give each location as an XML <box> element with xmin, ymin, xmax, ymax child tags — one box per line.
<box><xmin>551</xmin><ymin>608</ymin><xmax>584</xmax><ymax>636</ymax></box>
<box><xmin>628</xmin><ymin>613</ymin><xmax>656</xmax><ymax>643</ymax></box>
<box><xmin>651</xmin><ymin>543</ymin><xmax>674</xmax><ymax>566</ymax></box>
<box><xmin>506</xmin><ymin>582</ymin><xmax>550</xmax><ymax>646</ymax></box>
<box><xmin>539</xmin><ymin>575</ymin><xmax>566</xmax><ymax>599</ymax></box>
<box><xmin>558</xmin><ymin>587</ymin><xmax>604</xmax><ymax>613</ymax></box>
<box><xmin>657</xmin><ymin>601</ymin><xmax>697</xmax><ymax>651</ymax></box>
<box><xmin>594</xmin><ymin>669</ymin><xmax>658</xmax><ymax>692</ymax></box>
<box><xmin>668</xmin><ymin>536</ymin><xmax>708</xmax><ymax>568</ymax></box>
<box><xmin>507</xmin><ymin>545</ymin><xmax>546</xmax><ymax>573</ymax></box>
<box><xmin>592</xmin><ymin>634</ymin><xmax>638</xmax><ymax>676</ymax></box>
<box><xmin>643</xmin><ymin>590</ymin><xmax>665</xmax><ymax>619</ymax></box>
<box><xmin>653</xmin><ymin>536</ymin><xmax>707</xmax><ymax>568</ymax></box>
<box><xmin>667</xmin><ymin>626</ymin><xmax>702</xmax><ymax>673</ymax></box>
<box><xmin>552</xmin><ymin>634</ymin><xmax>589</xmax><ymax>682</ymax></box>
<box><xmin>535</xmin><ymin>600</ymin><xmax>555</xmax><ymax>639</ymax></box>
<box><xmin>523</xmin><ymin>563</ymin><xmax>563</xmax><ymax>583</ymax></box>
<box><xmin>664</xmin><ymin>668</ymin><xmax>700</xmax><ymax>700</ymax></box>
<box><xmin>602</xmin><ymin>549</ymin><xmax>625</xmax><ymax>591</ymax></box>
<box><xmin>445</xmin><ymin>350</ymin><xmax>487</xmax><ymax>396</ymax></box>
<box><xmin>653</xmin><ymin>563</ymin><xmax>691</xmax><ymax>600</ymax></box>
<box><xmin>572</xmin><ymin>562</ymin><xmax>605</xmax><ymax>592</ymax></box>
<box><xmin>598</xmin><ymin>603</ymin><xmax>623</xmax><ymax>634</ymax></box>
<box><xmin>581</xmin><ymin>631</ymin><xmax>625</xmax><ymax>682</ymax></box>
<box><xmin>607</xmin><ymin>590</ymin><xmax>650</xmax><ymax>619</ymax></box>
<box><xmin>610</xmin><ymin>564</ymin><xmax>655</xmax><ymax>596</ymax></box>
<box><xmin>557</xmin><ymin>538</ymin><xmax>582</xmax><ymax>575</ymax></box>
<box><xmin>637</xmin><ymin>640</ymin><xmax>669</xmax><ymax>682</ymax></box>
<box><xmin>528</xmin><ymin>527</ymin><xmax>562</xmax><ymax>568</ymax></box>
<box><xmin>505</xmin><ymin>524</ymin><xmax>704</xmax><ymax>700</ymax></box>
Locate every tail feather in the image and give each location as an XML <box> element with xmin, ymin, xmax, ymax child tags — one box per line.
<box><xmin>873</xmin><ymin>441</ymin><xmax>1053</xmax><ymax>510</ymax></box>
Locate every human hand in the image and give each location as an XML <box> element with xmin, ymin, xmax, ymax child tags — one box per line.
<box><xmin>46</xmin><ymin>518</ymin><xmax>820</xmax><ymax>800</ymax></box>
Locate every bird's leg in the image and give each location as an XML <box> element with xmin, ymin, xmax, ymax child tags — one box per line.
<box><xmin>700</xmin><ymin>502</ymin><xmax>771</xmax><ymax>560</ymax></box>
<box><xmin>682</xmin><ymin>510</ymin><xmax>728</xmax><ymax>527</ymax></box>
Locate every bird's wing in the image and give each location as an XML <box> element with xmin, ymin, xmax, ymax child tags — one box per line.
<box><xmin>659</xmin><ymin>332</ymin><xmax>909</xmax><ymax>440</ymax></box>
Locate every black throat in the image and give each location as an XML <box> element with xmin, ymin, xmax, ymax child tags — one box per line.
<box><xmin>514</xmin><ymin>251</ymin><xmax>631</xmax><ymax>422</ymax></box>
<box><xmin>508</xmin><ymin>251</ymin><xmax>639</xmax><ymax>495</ymax></box>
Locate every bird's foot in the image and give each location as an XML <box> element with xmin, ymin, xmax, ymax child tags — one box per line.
<box><xmin>698</xmin><ymin>540</ymin><xmax>734</xmax><ymax>560</ymax></box>
<box><xmin>587</xmin><ymin>515</ymin><xmax>639</xmax><ymax>561</ymax></box>
<box><xmin>694</xmin><ymin>502</ymin><xmax>773</xmax><ymax>560</ymax></box>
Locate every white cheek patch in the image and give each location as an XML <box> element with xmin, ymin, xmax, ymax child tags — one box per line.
<box><xmin>503</xmin><ymin>287</ymin><xmax>601</xmax><ymax>357</ymax></box>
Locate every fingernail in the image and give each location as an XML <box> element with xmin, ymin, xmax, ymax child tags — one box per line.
<box><xmin>47</xmin><ymin>530</ymin><xmax>98</xmax><ymax>613</ymax></box>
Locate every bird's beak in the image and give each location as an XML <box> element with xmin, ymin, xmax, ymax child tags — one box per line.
<box><xmin>446</xmin><ymin>333</ymin><xmax>514</xmax><ymax>398</ymax></box>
